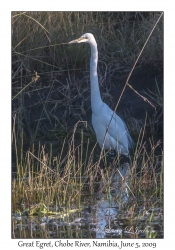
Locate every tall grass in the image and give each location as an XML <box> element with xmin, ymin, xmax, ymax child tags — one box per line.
<box><xmin>12</xmin><ymin>118</ymin><xmax>163</xmax><ymax>218</ymax></box>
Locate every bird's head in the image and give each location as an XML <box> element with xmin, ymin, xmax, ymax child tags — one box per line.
<box><xmin>68</xmin><ymin>33</ymin><xmax>96</xmax><ymax>45</ymax></box>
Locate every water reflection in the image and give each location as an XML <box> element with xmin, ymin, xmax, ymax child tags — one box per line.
<box><xmin>93</xmin><ymin>163</ymin><xmax>130</xmax><ymax>238</ymax></box>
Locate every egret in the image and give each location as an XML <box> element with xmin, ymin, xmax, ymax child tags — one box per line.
<box><xmin>69</xmin><ymin>33</ymin><xmax>133</xmax><ymax>156</ymax></box>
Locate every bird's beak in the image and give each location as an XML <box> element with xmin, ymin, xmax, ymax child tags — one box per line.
<box><xmin>69</xmin><ymin>36</ymin><xmax>86</xmax><ymax>44</ymax></box>
<box><xmin>68</xmin><ymin>39</ymin><xmax>79</xmax><ymax>44</ymax></box>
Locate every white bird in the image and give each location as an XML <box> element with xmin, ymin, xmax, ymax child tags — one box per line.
<box><xmin>69</xmin><ymin>33</ymin><xmax>133</xmax><ymax>156</ymax></box>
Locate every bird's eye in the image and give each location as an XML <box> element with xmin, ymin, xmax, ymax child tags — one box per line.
<box><xmin>80</xmin><ymin>36</ymin><xmax>87</xmax><ymax>40</ymax></box>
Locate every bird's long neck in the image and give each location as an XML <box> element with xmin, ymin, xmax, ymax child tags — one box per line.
<box><xmin>90</xmin><ymin>42</ymin><xmax>103</xmax><ymax>114</ymax></box>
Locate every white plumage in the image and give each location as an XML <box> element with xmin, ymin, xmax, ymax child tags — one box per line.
<box><xmin>69</xmin><ymin>33</ymin><xmax>133</xmax><ymax>156</ymax></box>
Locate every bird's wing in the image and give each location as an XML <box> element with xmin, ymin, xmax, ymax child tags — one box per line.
<box><xmin>102</xmin><ymin>103</ymin><xmax>130</xmax><ymax>148</ymax></box>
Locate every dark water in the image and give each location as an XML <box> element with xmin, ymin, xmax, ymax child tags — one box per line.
<box><xmin>12</xmin><ymin>202</ymin><xmax>163</xmax><ymax>239</ymax></box>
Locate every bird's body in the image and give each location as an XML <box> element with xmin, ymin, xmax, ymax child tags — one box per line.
<box><xmin>69</xmin><ymin>33</ymin><xmax>133</xmax><ymax>156</ymax></box>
